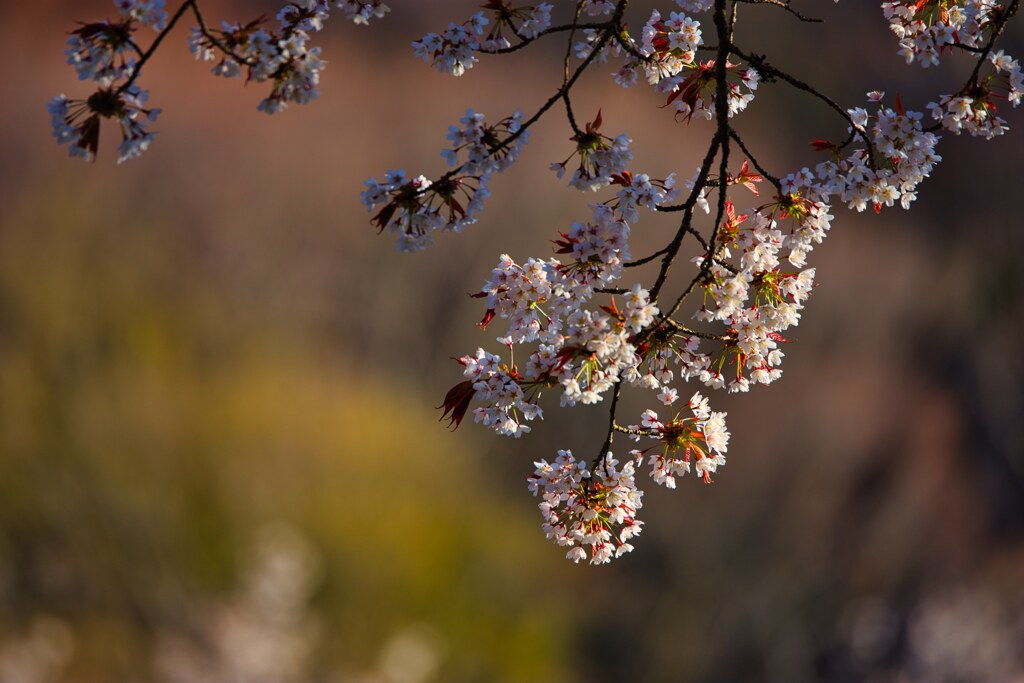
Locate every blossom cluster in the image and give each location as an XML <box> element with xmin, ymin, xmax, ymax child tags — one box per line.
<box><xmin>361</xmin><ymin>170</ymin><xmax>489</xmax><ymax>252</ymax></box>
<box><xmin>882</xmin><ymin>0</ymin><xmax>1003</xmax><ymax>67</ymax></box>
<box><xmin>783</xmin><ymin>94</ymin><xmax>941</xmax><ymax>213</ymax></box>
<box><xmin>529</xmin><ymin>451</ymin><xmax>643</xmax><ymax>564</ymax></box>
<box><xmin>48</xmin><ymin>87</ymin><xmax>160</xmax><ymax>163</ymax></box>
<box><xmin>336</xmin><ymin>0</ymin><xmax>390</xmax><ymax>25</ymax></box>
<box><xmin>189</xmin><ymin>0</ymin><xmax>388</xmax><ymax>114</ymax></box>
<box><xmin>572</xmin><ymin>6</ymin><xmax>759</xmax><ymax>121</ymax></box>
<box><xmin>432</xmin><ymin>1</ymin><xmax>1018</xmax><ymax>564</ymax></box>
<box><xmin>52</xmin><ymin>0</ymin><xmax>389</xmax><ymax>162</ymax></box>
<box><xmin>412</xmin><ymin>12</ymin><xmax>489</xmax><ymax>77</ymax></box>
<box><xmin>438</xmin><ymin>169</ymin><xmax>679</xmax><ymax>437</ymax></box>
<box><xmin>442</xmin><ymin>109</ymin><xmax>528</xmax><ymax>175</ymax></box>
<box><xmin>411</xmin><ymin>2</ymin><xmax>556</xmax><ymax>75</ymax></box>
<box><xmin>880</xmin><ymin>2</ymin><xmax>1023</xmax><ymax>141</ymax></box>
<box><xmin>455</xmin><ymin>211</ymin><xmax>651</xmax><ymax>429</ymax></box>
<box><xmin>362</xmin><ymin>110</ymin><xmax>529</xmax><ymax>251</ymax></box>
<box><xmin>600</xmin><ymin>6</ymin><xmax>704</xmax><ymax>89</ymax></box>
<box><xmin>629</xmin><ymin>392</ymin><xmax>730</xmax><ymax>488</ymax></box>
<box><xmin>693</xmin><ymin>200</ymin><xmax>825</xmax><ymax>392</ymax></box>
<box><xmin>479</xmin><ymin>1</ymin><xmax>555</xmax><ymax>50</ymax></box>
<box><xmin>114</xmin><ymin>0</ymin><xmax>169</xmax><ymax>30</ymax></box>
<box><xmin>928</xmin><ymin>50</ymin><xmax>1023</xmax><ymax>138</ymax></box>
<box><xmin>550</xmin><ymin>111</ymin><xmax>634</xmax><ymax>191</ymax></box>
<box><xmin>636</xmin><ymin>9</ymin><xmax>704</xmax><ymax>85</ymax></box>
<box><xmin>608</xmin><ymin>171</ymin><xmax>680</xmax><ymax>224</ymax></box>
<box><xmin>51</xmin><ymin>0</ymin><xmax>167</xmax><ymax>162</ymax></box>
<box><xmin>52</xmin><ymin>1</ymin><xmax>1022</xmax><ymax>566</ymax></box>
<box><xmin>659</xmin><ymin>58</ymin><xmax>760</xmax><ymax>122</ymax></box>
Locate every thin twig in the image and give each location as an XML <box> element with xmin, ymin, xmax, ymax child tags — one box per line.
<box><xmin>729</xmin><ymin>128</ymin><xmax>781</xmax><ymax>192</ymax></box>
<box><xmin>488</xmin><ymin>21</ymin><xmax>612</xmax><ymax>55</ymax></box>
<box><xmin>422</xmin><ymin>4</ymin><xmax>628</xmax><ymax>195</ymax></box>
<box><xmin>648</xmin><ymin>132</ymin><xmax>721</xmax><ymax>301</ymax></box>
<box><xmin>625</xmin><ymin>246</ymin><xmax>670</xmax><ymax>268</ymax></box>
<box><xmin>732</xmin><ymin>46</ymin><xmax>875</xmax><ymax>167</ymax></box>
<box><xmin>736</xmin><ymin>0</ymin><xmax>823</xmax><ymax>23</ymax></box>
<box><xmin>117</xmin><ymin>0</ymin><xmax>194</xmax><ymax>94</ymax></box>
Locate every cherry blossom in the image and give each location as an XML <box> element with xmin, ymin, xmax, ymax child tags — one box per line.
<box><xmin>412</xmin><ymin>12</ymin><xmax>488</xmax><ymax>76</ymax></box>
<box><xmin>51</xmin><ymin>0</ymin><xmax>1022</xmax><ymax>564</ymax></box>
<box><xmin>115</xmin><ymin>0</ymin><xmax>168</xmax><ymax>30</ymax></box>
<box><xmin>550</xmin><ymin>111</ymin><xmax>633</xmax><ymax>192</ymax></box>
<box><xmin>48</xmin><ymin>86</ymin><xmax>160</xmax><ymax>163</ymax></box>
<box><xmin>529</xmin><ymin>451</ymin><xmax>643</xmax><ymax>564</ymax></box>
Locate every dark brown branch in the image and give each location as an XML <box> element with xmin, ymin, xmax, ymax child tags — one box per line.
<box><xmin>728</xmin><ymin>128</ymin><xmax>781</xmax><ymax>191</ymax></box>
<box><xmin>665</xmin><ymin>319</ymin><xmax>731</xmax><ymax>341</ymax></box>
<box><xmin>597</xmin><ymin>383</ymin><xmax>624</xmax><ymax>465</ymax></box>
<box><xmin>732</xmin><ymin>46</ymin><xmax>875</xmax><ymax>166</ymax></box>
<box><xmin>648</xmin><ymin>0</ymin><xmax>734</xmax><ymax>325</ymax></box>
<box><xmin>966</xmin><ymin>0</ymin><xmax>1021</xmax><ymax>85</ymax></box>
<box><xmin>487</xmin><ymin>21</ymin><xmax>612</xmax><ymax>55</ymax></box>
<box><xmin>117</xmin><ymin>0</ymin><xmax>194</xmax><ymax>94</ymax></box>
<box><xmin>625</xmin><ymin>246</ymin><xmax>670</xmax><ymax>268</ymax></box>
<box><xmin>648</xmin><ymin>132</ymin><xmax>721</xmax><ymax>301</ymax></box>
<box><xmin>561</xmin><ymin>4</ymin><xmax>585</xmax><ymax>137</ymax></box>
<box><xmin>694</xmin><ymin>0</ymin><xmax>733</xmax><ymax>322</ymax></box>
<box><xmin>189</xmin><ymin>0</ymin><xmax>254</xmax><ymax>65</ymax></box>
<box><xmin>926</xmin><ymin>0</ymin><xmax>1022</xmax><ymax>132</ymax></box>
<box><xmin>736</xmin><ymin>0</ymin><xmax>823</xmax><ymax>23</ymax></box>
<box><xmin>422</xmin><ymin>3</ymin><xmax>629</xmax><ymax>196</ymax></box>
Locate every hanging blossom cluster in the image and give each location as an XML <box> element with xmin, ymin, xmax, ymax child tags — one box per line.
<box><xmin>629</xmin><ymin>392</ymin><xmax>729</xmax><ymax>489</ymax></box>
<box><xmin>187</xmin><ymin>10</ymin><xmax>326</xmax><ymax>114</ymax></box>
<box><xmin>529</xmin><ymin>451</ymin><xmax>644</xmax><ymax>564</ymax></box>
<box><xmin>576</xmin><ymin>5</ymin><xmax>759</xmax><ymax>121</ymax></box>
<box><xmin>927</xmin><ymin>49</ymin><xmax>1024</xmax><ymax>137</ymax></box>
<box><xmin>424</xmin><ymin>0</ymin><xmax>1019</xmax><ymax>563</ymax></box>
<box><xmin>186</xmin><ymin>0</ymin><xmax>387</xmax><ymax>113</ymax></box>
<box><xmin>412</xmin><ymin>2</ymin><xmax>556</xmax><ymax>75</ymax></box>
<box><xmin>882</xmin><ymin>1</ymin><xmax>1024</xmax><ymax>139</ymax></box>
<box><xmin>50</xmin><ymin>0</ymin><xmax>167</xmax><ymax>162</ymax></box>
<box><xmin>50</xmin><ymin>0</ymin><xmax>388</xmax><ymax>161</ymax></box>
<box><xmin>883</xmin><ymin>0</ymin><xmax>1006</xmax><ymax>67</ymax></box>
<box><xmin>361</xmin><ymin>110</ymin><xmax>529</xmax><ymax>251</ymax></box>
<box><xmin>478</xmin><ymin>0</ymin><xmax>556</xmax><ymax>51</ymax></box>
<box><xmin>779</xmin><ymin>93</ymin><xmax>942</xmax><ymax>213</ymax></box>
<box><xmin>53</xmin><ymin>1</ymin><xmax>1021</xmax><ymax>564</ymax></box>
<box><xmin>48</xmin><ymin>83</ymin><xmax>159</xmax><ymax>164</ymax></box>
<box><xmin>550</xmin><ymin>111</ymin><xmax>634</xmax><ymax>191</ymax></box>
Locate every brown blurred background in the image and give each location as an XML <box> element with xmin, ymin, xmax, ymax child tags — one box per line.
<box><xmin>1</xmin><ymin>1</ymin><xmax>1022</xmax><ymax>681</ymax></box>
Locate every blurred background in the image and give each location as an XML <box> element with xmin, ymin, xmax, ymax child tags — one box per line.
<box><xmin>1</xmin><ymin>1</ymin><xmax>1023</xmax><ymax>681</ymax></box>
